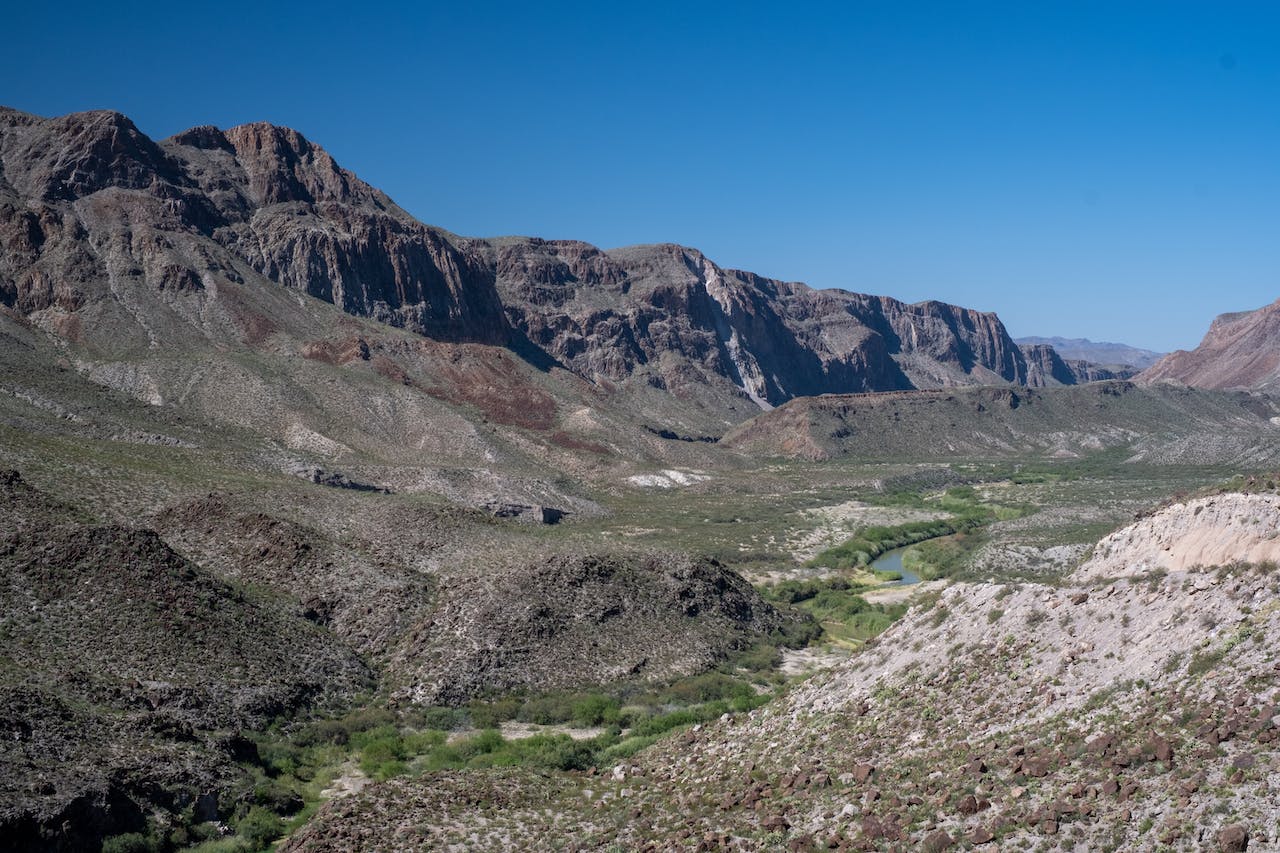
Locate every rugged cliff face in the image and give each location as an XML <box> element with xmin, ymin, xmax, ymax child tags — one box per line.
<box><xmin>1140</xmin><ymin>298</ymin><xmax>1280</xmax><ymax>392</ymax></box>
<box><xmin>4</xmin><ymin>106</ymin><xmax>1077</xmax><ymax>419</ymax></box>
<box><xmin>493</xmin><ymin>240</ymin><xmax>1036</xmax><ymax>408</ymax></box>
<box><xmin>0</xmin><ymin>108</ymin><xmax>509</xmax><ymax>346</ymax></box>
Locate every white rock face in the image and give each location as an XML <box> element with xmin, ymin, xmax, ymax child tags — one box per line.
<box><xmin>626</xmin><ymin>470</ymin><xmax>711</xmax><ymax>488</ymax></box>
<box><xmin>1074</xmin><ymin>492</ymin><xmax>1280</xmax><ymax>581</ymax></box>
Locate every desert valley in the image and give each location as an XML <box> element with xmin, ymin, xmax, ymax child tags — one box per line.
<box><xmin>2</xmin><ymin>105</ymin><xmax>1280</xmax><ymax>853</ymax></box>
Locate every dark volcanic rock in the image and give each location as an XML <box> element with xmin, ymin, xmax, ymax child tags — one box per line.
<box><xmin>0</xmin><ymin>479</ymin><xmax>371</xmax><ymax>853</ymax></box>
<box><xmin>393</xmin><ymin>551</ymin><xmax>809</xmax><ymax>704</ymax></box>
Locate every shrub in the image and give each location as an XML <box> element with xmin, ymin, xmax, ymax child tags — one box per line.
<box><xmin>571</xmin><ymin>694</ymin><xmax>621</xmax><ymax>727</ymax></box>
<box><xmin>102</xmin><ymin>833</ymin><xmax>160</xmax><ymax>853</ymax></box>
<box><xmin>412</xmin><ymin>705</ymin><xmax>469</xmax><ymax>732</ymax></box>
<box><xmin>236</xmin><ymin>807</ymin><xmax>284</xmax><ymax>849</ymax></box>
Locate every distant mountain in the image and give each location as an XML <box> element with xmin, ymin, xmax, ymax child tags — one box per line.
<box><xmin>1015</xmin><ymin>336</ymin><xmax>1164</xmax><ymax>369</ymax></box>
<box><xmin>1018</xmin><ymin>343</ymin><xmax>1136</xmax><ymax>385</ymax></box>
<box><xmin>1140</xmin><ymin>298</ymin><xmax>1280</xmax><ymax>391</ymax></box>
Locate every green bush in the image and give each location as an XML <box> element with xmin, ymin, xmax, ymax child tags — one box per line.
<box><xmin>235</xmin><ymin>806</ymin><xmax>284</xmax><ymax>849</ymax></box>
<box><xmin>412</xmin><ymin>705</ymin><xmax>468</xmax><ymax>732</ymax></box>
<box><xmin>101</xmin><ymin>833</ymin><xmax>159</xmax><ymax>853</ymax></box>
<box><xmin>571</xmin><ymin>694</ymin><xmax>621</xmax><ymax>727</ymax></box>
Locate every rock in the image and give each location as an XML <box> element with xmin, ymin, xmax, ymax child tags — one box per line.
<box><xmin>1150</xmin><ymin>733</ymin><xmax>1174</xmax><ymax>765</ymax></box>
<box><xmin>969</xmin><ymin>825</ymin><xmax>995</xmax><ymax>844</ymax></box>
<box><xmin>192</xmin><ymin>791</ymin><xmax>220</xmax><ymax>822</ymax></box>
<box><xmin>852</xmin><ymin>763</ymin><xmax>875</xmax><ymax>783</ymax></box>
<box><xmin>1218</xmin><ymin>824</ymin><xmax>1248</xmax><ymax>852</ymax></box>
<box><xmin>761</xmin><ymin>814</ymin><xmax>790</xmax><ymax>832</ymax></box>
<box><xmin>482</xmin><ymin>502</ymin><xmax>566</xmax><ymax>524</ymax></box>
<box><xmin>921</xmin><ymin>829</ymin><xmax>954</xmax><ymax>852</ymax></box>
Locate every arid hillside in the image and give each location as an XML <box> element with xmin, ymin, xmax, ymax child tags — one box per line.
<box><xmin>288</xmin><ymin>488</ymin><xmax>1280</xmax><ymax>851</ymax></box>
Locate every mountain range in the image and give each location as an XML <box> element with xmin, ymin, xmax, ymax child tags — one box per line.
<box><xmin>1014</xmin><ymin>336</ymin><xmax>1165</xmax><ymax>370</ymax></box>
<box><xmin>0</xmin><ymin>106</ymin><xmax>1148</xmax><ymax>434</ymax></box>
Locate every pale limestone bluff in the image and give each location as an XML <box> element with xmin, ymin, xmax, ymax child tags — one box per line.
<box><xmin>1074</xmin><ymin>492</ymin><xmax>1280</xmax><ymax>581</ymax></box>
<box><xmin>1140</xmin><ymin>297</ymin><xmax>1280</xmax><ymax>392</ymax></box>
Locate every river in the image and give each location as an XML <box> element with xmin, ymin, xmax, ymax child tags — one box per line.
<box><xmin>869</xmin><ymin>547</ymin><xmax>922</xmax><ymax>586</ymax></box>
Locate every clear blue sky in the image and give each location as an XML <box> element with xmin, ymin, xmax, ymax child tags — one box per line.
<box><xmin>5</xmin><ymin>1</ymin><xmax>1278</xmax><ymax>351</ymax></box>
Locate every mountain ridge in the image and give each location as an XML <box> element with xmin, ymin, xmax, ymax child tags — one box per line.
<box><xmin>1139</xmin><ymin>297</ymin><xmax>1280</xmax><ymax>392</ymax></box>
<box><xmin>3</xmin><ymin>106</ymin><xmax>1115</xmax><ymax>425</ymax></box>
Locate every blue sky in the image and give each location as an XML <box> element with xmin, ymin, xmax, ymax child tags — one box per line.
<box><xmin>5</xmin><ymin>1</ymin><xmax>1278</xmax><ymax>351</ymax></box>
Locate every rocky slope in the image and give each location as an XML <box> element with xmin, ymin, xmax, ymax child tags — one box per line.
<box><xmin>390</xmin><ymin>551</ymin><xmax>807</xmax><ymax>705</ymax></box>
<box><xmin>0</xmin><ymin>107</ymin><xmax>508</xmax><ymax>345</ymax></box>
<box><xmin>286</xmin><ymin>490</ymin><xmax>1280</xmax><ymax>851</ymax></box>
<box><xmin>492</xmin><ymin>237</ymin><xmax>1037</xmax><ymax>410</ymax></box>
<box><xmin>1140</xmin><ymin>298</ymin><xmax>1280</xmax><ymax>392</ymax></box>
<box><xmin>721</xmin><ymin>381</ymin><xmax>1280</xmax><ymax>463</ymax></box>
<box><xmin>0</xmin><ymin>472</ymin><xmax>373</xmax><ymax>851</ymax></box>
<box><xmin>1016</xmin><ymin>336</ymin><xmax>1164</xmax><ymax>370</ymax></box>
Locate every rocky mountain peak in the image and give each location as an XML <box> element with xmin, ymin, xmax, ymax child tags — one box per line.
<box><xmin>0</xmin><ymin>108</ymin><xmax>179</xmax><ymax>202</ymax></box>
<box><xmin>219</xmin><ymin>121</ymin><xmax>360</xmax><ymax>206</ymax></box>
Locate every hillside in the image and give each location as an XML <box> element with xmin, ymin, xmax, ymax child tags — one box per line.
<box><xmin>1140</xmin><ymin>298</ymin><xmax>1280</xmax><ymax>392</ymax></box>
<box><xmin>720</xmin><ymin>381</ymin><xmax>1280</xmax><ymax>463</ymax></box>
<box><xmin>4</xmin><ymin>104</ymin><xmax>1280</xmax><ymax>853</ymax></box>
<box><xmin>286</xmin><ymin>489</ymin><xmax>1280</xmax><ymax>851</ymax></box>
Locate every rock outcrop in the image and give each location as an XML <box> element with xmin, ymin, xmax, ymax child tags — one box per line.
<box><xmin>1075</xmin><ymin>492</ymin><xmax>1280</xmax><ymax>581</ymax></box>
<box><xmin>1140</xmin><ymin>297</ymin><xmax>1280</xmax><ymax>392</ymax></box>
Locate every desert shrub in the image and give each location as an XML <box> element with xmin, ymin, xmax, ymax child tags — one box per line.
<box><xmin>517</xmin><ymin>694</ymin><xmax>577</xmax><ymax>725</ymax></box>
<box><xmin>102</xmin><ymin>833</ymin><xmax>160</xmax><ymax>853</ymax></box>
<box><xmin>410</xmin><ymin>705</ymin><xmax>469</xmax><ymax>732</ymax></box>
<box><xmin>467</xmin><ymin>696</ymin><xmax>521</xmax><ymax>728</ymax></box>
<box><xmin>235</xmin><ymin>807</ymin><xmax>284</xmax><ymax>849</ymax></box>
<box><xmin>660</xmin><ymin>673</ymin><xmax>753</xmax><ymax>705</ymax></box>
<box><xmin>294</xmin><ymin>718</ymin><xmax>350</xmax><ymax>747</ymax></box>
<box><xmin>571</xmin><ymin>694</ymin><xmax>621</xmax><ymax>727</ymax></box>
